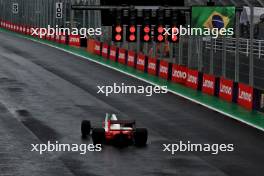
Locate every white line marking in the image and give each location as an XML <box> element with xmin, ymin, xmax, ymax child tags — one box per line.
<box><xmin>22</xmin><ymin>36</ymin><xmax>264</xmax><ymax>132</ymax></box>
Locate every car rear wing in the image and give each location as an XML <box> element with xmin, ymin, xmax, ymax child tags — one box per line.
<box><xmin>110</xmin><ymin>120</ymin><xmax>136</xmax><ymax>125</ymax></box>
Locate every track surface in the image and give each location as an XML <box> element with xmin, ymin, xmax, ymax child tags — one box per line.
<box><xmin>0</xmin><ymin>31</ymin><xmax>263</xmax><ymax>176</ymax></box>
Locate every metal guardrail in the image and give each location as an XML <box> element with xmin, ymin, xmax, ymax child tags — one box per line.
<box><xmin>205</xmin><ymin>37</ymin><xmax>264</xmax><ymax>59</ymax></box>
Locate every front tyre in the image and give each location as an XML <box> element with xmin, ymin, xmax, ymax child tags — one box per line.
<box><xmin>134</xmin><ymin>128</ymin><xmax>148</xmax><ymax>147</ymax></box>
<box><xmin>81</xmin><ymin>120</ymin><xmax>91</xmax><ymax>137</ymax></box>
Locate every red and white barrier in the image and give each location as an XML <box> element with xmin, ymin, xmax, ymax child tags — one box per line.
<box><xmin>147</xmin><ymin>57</ymin><xmax>158</xmax><ymax>76</ymax></box>
<box><xmin>94</xmin><ymin>41</ymin><xmax>101</xmax><ymax>55</ymax></box>
<box><xmin>159</xmin><ymin>60</ymin><xmax>169</xmax><ymax>80</ymax></box>
<box><xmin>237</xmin><ymin>83</ymin><xmax>254</xmax><ymax>110</ymax></box>
<box><xmin>69</xmin><ymin>34</ymin><xmax>80</xmax><ymax>47</ymax></box>
<box><xmin>118</xmin><ymin>48</ymin><xmax>126</xmax><ymax>64</ymax></box>
<box><xmin>109</xmin><ymin>46</ymin><xmax>117</xmax><ymax>61</ymax></box>
<box><xmin>202</xmin><ymin>74</ymin><xmax>216</xmax><ymax>96</ymax></box>
<box><xmin>136</xmin><ymin>54</ymin><xmax>146</xmax><ymax>72</ymax></box>
<box><xmin>127</xmin><ymin>51</ymin><xmax>136</xmax><ymax>67</ymax></box>
<box><xmin>186</xmin><ymin>69</ymin><xmax>200</xmax><ymax>90</ymax></box>
<box><xmin>219</xmin><ymin>77</ymin><xmax>234</xmax><ymax>102</ymax></box>
<box><xmin>171</xmin><ymin>64</ymin><xmax>188</xmax><ymax>84</ymax></box>
<box><xmin>101</xmin><ymin>43</ymin><xmax>109</xmax><ymax>58</ymax></box>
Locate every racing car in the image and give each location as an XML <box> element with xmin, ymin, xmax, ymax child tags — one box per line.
<box><xmin>81</xmin><ymin>113</ymin><xmax>148</xmax><ymax>146</ymax></box>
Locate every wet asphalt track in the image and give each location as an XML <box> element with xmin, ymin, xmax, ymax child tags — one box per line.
<box><xmin>0</xmin><ymin>31</ymin><xmax>263</xmax><ymax>176</ymax></box>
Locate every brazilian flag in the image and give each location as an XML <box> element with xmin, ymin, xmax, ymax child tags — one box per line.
<box><xmin>191</xmin><ymin>6</ymin><xmax>235</xmax><ymax>30</ymax></box>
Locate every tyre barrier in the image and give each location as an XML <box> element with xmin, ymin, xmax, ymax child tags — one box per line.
<box><xmin>0</xmin><ymin>19</ymin><xmax>262</xmax><ymax>112</ymax></box>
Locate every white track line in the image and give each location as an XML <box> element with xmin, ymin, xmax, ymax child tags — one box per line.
<box><xmin>21</xmin><ymin>35</ymin><xmax>264</xmax><ymax>132</ymax></box>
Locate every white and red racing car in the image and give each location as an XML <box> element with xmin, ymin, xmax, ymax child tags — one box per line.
<box><xmin>81</xmin><ymin>113</ymin><xmax>148</xmax><ymax>146</ymax></box>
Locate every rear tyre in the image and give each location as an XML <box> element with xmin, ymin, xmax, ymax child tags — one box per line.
<box><xmin>134</xmin><ymin>128</ymin><xmax>148</xmax><ymax>147</ymax></box>
<box><xmin>81</xmin><ymin>120</ymin><xmax>91</xmax><ymax>137</ymax></box>
<box><xmin>92</xmin><ymin>128</ymin><xmax>105</xmax><ymax>144</ymax></box>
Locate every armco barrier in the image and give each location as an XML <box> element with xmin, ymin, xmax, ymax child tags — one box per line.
<box><xmin>159</xmin><ymin>60</ymin><xmax>171</xmax><ymax>80</ymax></box>
<box><xmin>127</xmin><ymin>51</ymin><xmax>136</xmax><ymax>67</ymax></box>
<box><xmin>186</xmin><ymin>69</ymin><xmax>202</xmax><ymax>90</ymax></box>
<box><xmin>147</xmin><ymin>57</ymin><xmax>158</xmax><ymax>76</ymax></box>
<box><xmin>136</xmin><ymin>54</ymin><xmax>147</xmax><ymax>72</ymax></box>
<box><xmin>109</xmin><ymin>46</ymin><xmax>118</xmax><ymax>61</ymax></box>
<box><xmin>101</xmin><ymin>43</ymin><xmax>109</xmax><ymax>58</ymax></box>
<box><xmin>118</xmin><ymin>48</ymin><xmax>126</xmax><ymax>64</ymax></box>
<box><xmin>171</xmin><ymin>64</ymin><xmax>188</xmax><ymax>84</ymax></box>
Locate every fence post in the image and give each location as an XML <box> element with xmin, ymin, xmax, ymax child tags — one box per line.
<box><xmin>210</xmin><ymin>36</ymin><xmax>214</xmax><ymax>74</ymax></box>
<box><xmin>222</xmin><ymin>37</ymin><xmax>227</xmax><ymax>78</ymax></box>
<box><xmin>249</xmin><ymin>6</ymin><xmax>254</xmax><ymax>86</ymax></box>
<box><xmin>198</xmin><ymin>37</ymin><xmax>203</xmax><ymax>72</ymax></box>
<box><xmin>178</xmin><ymin>35</ymin><xmax>183</xmax><ymax>65</ymax></box>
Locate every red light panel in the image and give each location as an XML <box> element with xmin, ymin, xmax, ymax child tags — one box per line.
<box><xmin>158</xmin><ymin>26</ymin><xmax>164</xmax><ymax>33</ymax></box>
<box><xmin>157</xmin><ymin>35</ymin><xmax>164</xmax><ymax>41</ymax></box>
<box><xmin>129</xmin><ymin>26</ymin><xmax>136</xmax><ymax>33</ymax></box>
<box><xmin>115</xmin><ymin>34</ymin><xmax>122</xmax><ymax>41</ymax></box>
<box><xmin>144</xmin><ymin>35</ymin><xmax>150</xmax><ymax>41</ymax></box>
<box><xmin>129</xmin><ymin>34</ymin><xmax>136</xmax><ymax>41</ymax></box>
<box><xmin>172</xmin><ymin>35</ymin><xmax>178</xmax><ymax>41</ymax></box>
<box><xmin>115</xmin><ymin>26</ymin><xmax>122</xmax><ymax>33</ymax></box>
<box><xmin>144</xmin><ymin>26</ymin><xmax>150</xmax><ymax>33</ymax></box>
